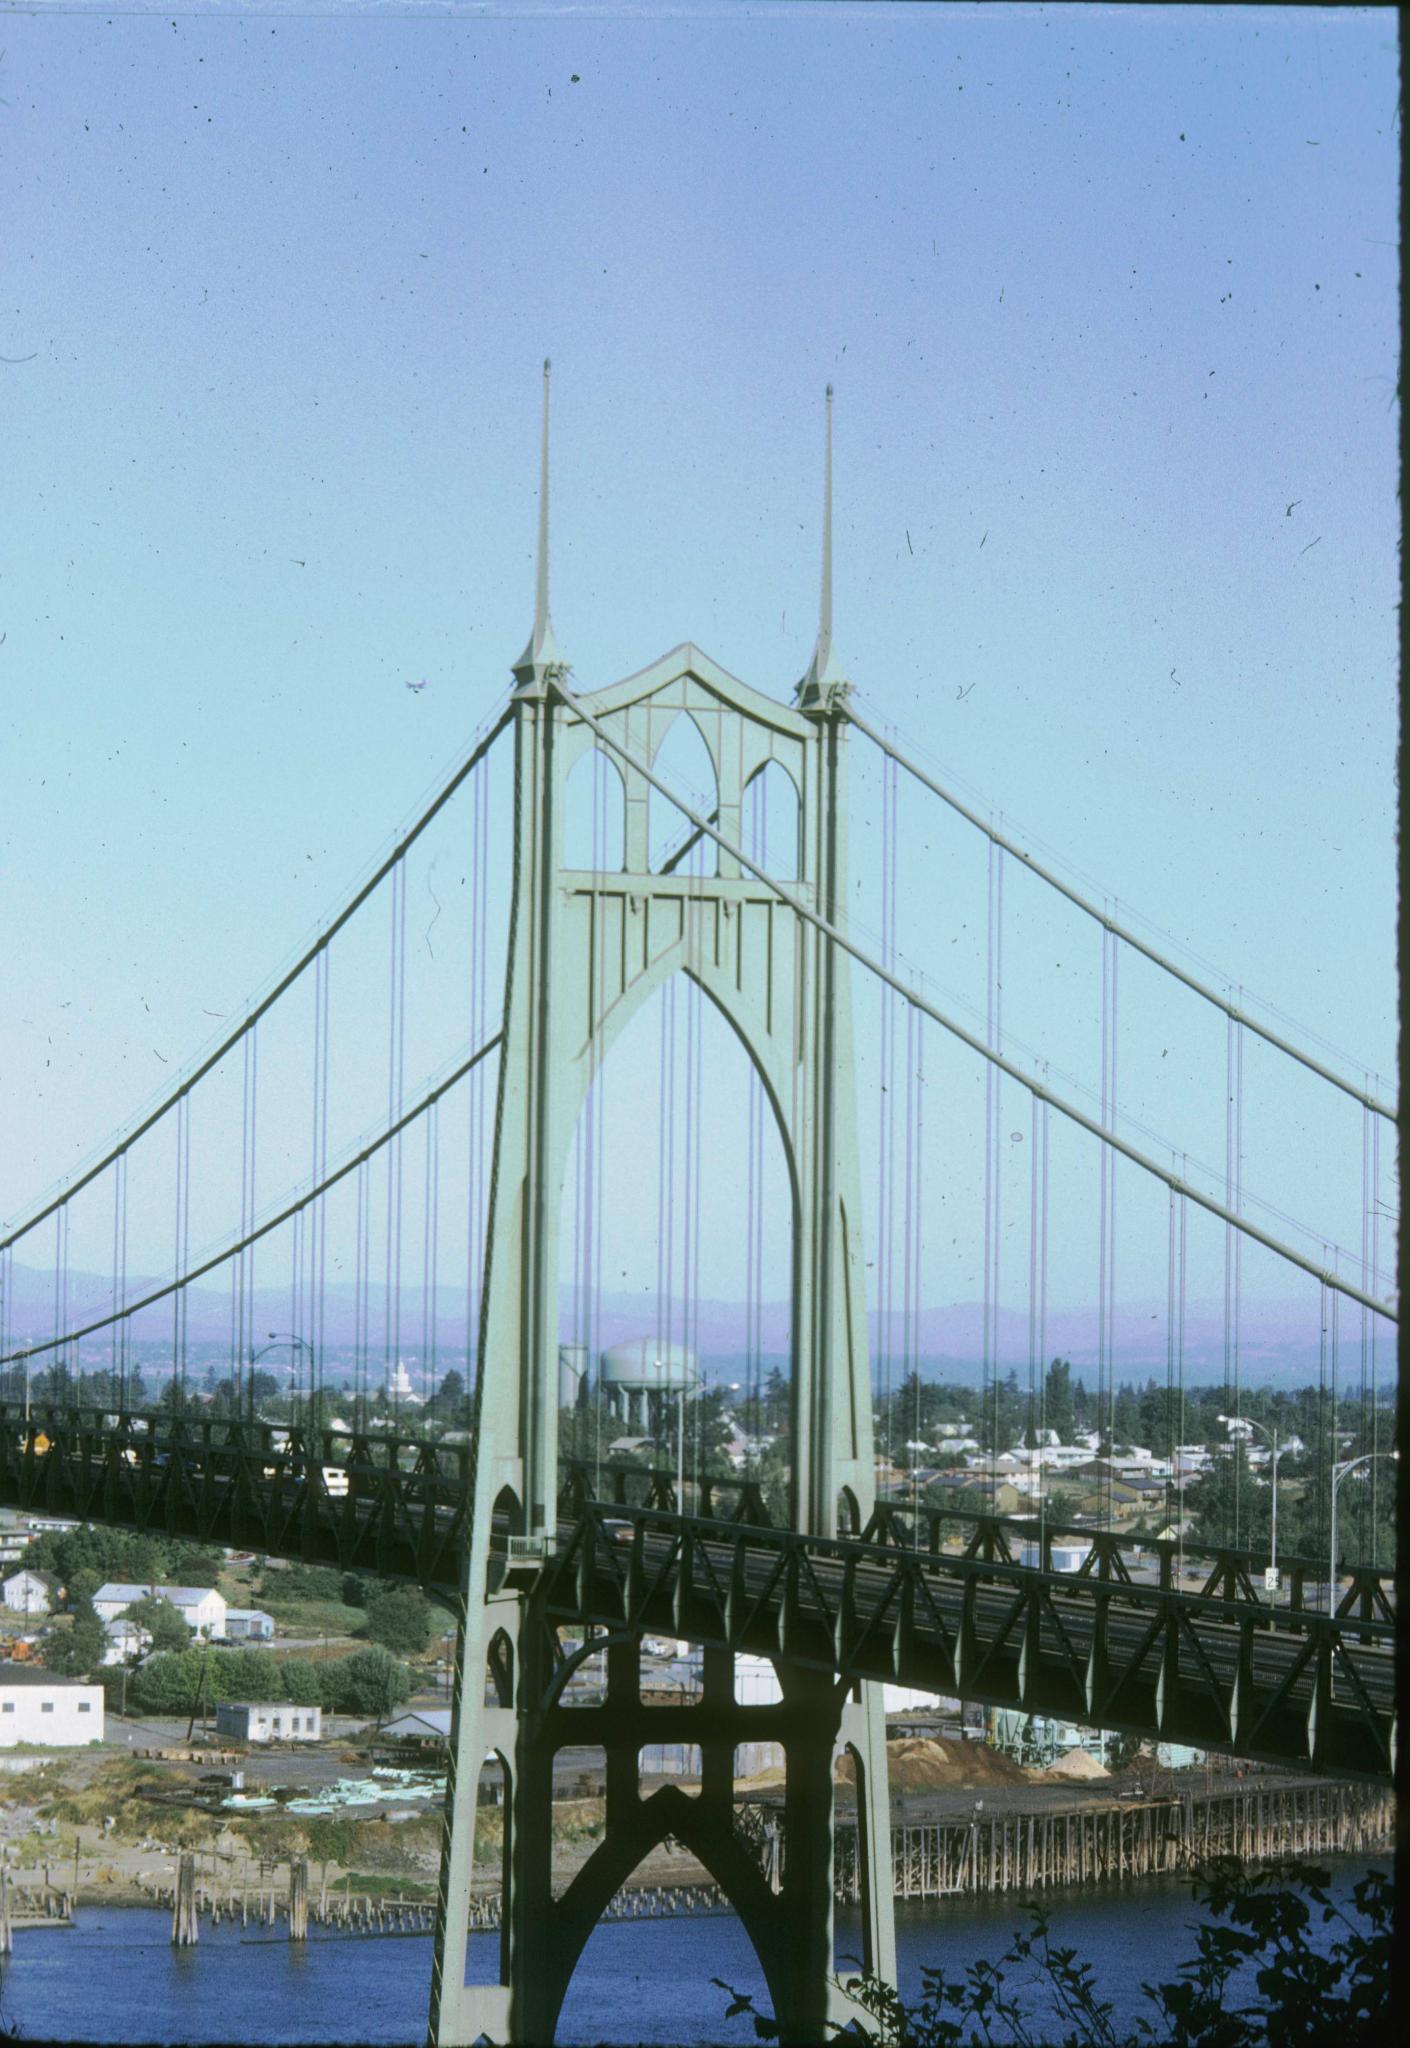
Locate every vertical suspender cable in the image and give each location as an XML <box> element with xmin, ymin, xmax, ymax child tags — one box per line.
<box><xmin>422</xmin><ymin>1098</ymin><xmax>440</xmax><ymax>1412</ymax></box>
<box><xmin>993</xmin><ymin>846</ymin><xmax>1005</xmax><ymax>1493</ymax></box>
<box><xmin>53</xmin><ymin>1210</ymin><xmax>63</xmax><ymax>1399</ymax></box>
<box><xmin>983</xmin><ymin>840</ymin><xmax>996</xmax><ymax>1498</ymax></box>
<box><xmin>1109</xmin><ymin>931</ymin><xmax>1119</xmax><ymax>1482</ymax></box>
<box><xmin>174</xmin><ymin>1093</ymin><xmax>191</xmax><ymax>1404</ymax></box>
<box><xmin>1097</xmin><ymin>928</ymin><xmax>1109</xmax><ymax>1496</ymax></box>
<box><xmin>655</xmin><ymin>982</ymin><xmax>670</xmax><ymax>1406</ymax></box>
<box><xmin>1368</xmin><ymin>1100</ymin><xmax>1380</xmax><ymax>1561</ymax></box>
<box><xmin>1172</xmin><ymin>1187</ymin><xmax>1180</xmax><ymax>1581</ymax></box>
<box><xmin>119</xmin><ymin>1152</ymin><xmax>130</xmax><ymax>1405</ymax></box>
<box><xmin>1233</xmin><ymin>1007</ymin><xmax>1244</xmax><ymax>1544</ymax></box>
<box><xmin>1166</xmin><ymin>1181</ymin><xmax>1177</xmax><ymax>1552</ymax></box>
<box><xmin>1039</xmin><ymin>1080</ymin><xmax>1051</xmax><ymax>1546</ymax></box>
<box><xmin>317</xmin><ymin>951</ymin><xmax>330</xmax><ymax>1418</ymax></box>
<box><xmin>1317</xmin><ymin>1272</ymin><xmax>1329</xmax><ymax>1594</ymax></box>
<box><xmin>592</xmin><ymin>863</ymin><xmax>607</xmax><ymax>1492</ymax></box>
<box><xmin>1028</xmin><ymin>1089</ymin><xmax>1040</xmax><ymax>1517</ymax></box>
<box><xmin>112</xmin><ymin>1160</ymin><xmax>123</xmax><ymax>1396</ymax></box>
<box><xmin>1223</xmin><ymin>1008</ymin><xmax>1235</xmax><ymax>1545</ymax></box>
<box><xmin>385</xmin><ymin>860</ymin><xmax>407</xmax><ymax>1426</ymax></box>
<box><xmin>663</xmin><ymin>975</ymin><xmax>678</xmax><ymax>1387</ymax></box>
<box><xmin>1329</xmin><ymin>1257</ymin><xmax>1340</xmax><ymax>1577</ymax></box>
<box><xmin>1359</xmin><ymin>1100</ymin><xmax>1371</xmax><ymax>1561</ymax></box>
<box><xmin>903</xmin><ymin>1002</ymin><xmax>918</xmax><ymax>1521</ymax></box>
<box><xmin>877</xmin><ymin>755</ymin><xmax>897</xmax><ymax>1487</ymax></box>
<box><xmin>354</xmin><ymin>1159</ymin><xmax>368</xmax><ymax>1430</ymax></box>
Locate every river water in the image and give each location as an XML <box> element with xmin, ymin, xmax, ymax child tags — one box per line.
<box><xmin>0</xmin><ymin>1858</ymin><xmax>1385</xmax><ymax>2046</ymax></box>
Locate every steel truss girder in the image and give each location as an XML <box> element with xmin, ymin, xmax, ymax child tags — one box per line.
<box><xmin>542</xmin><ymin>1503</ymin><xmax>1395</xmax><ymax>1783</ymax></box>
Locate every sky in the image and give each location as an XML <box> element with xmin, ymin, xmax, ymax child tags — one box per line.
<box><xmin>0</xmin><ymin>3</ymin><xmax>1398</xmax><ymax>1366</ymax></box>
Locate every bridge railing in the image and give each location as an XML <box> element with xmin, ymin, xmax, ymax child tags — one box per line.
<box><xmin>0</xmin><ymin>1398</ymin><xmax>474</xmax><ymax>1588</ymax></box>
<box><xmin>543</xmin><ymin>1499</ymin><xmax>1396</xmax><ymax>1783</ymax></box>
<box><xmin>558</xmin><ymin>1460</ymin><xmax>1395</xmax><ymax>1626</ymax></box>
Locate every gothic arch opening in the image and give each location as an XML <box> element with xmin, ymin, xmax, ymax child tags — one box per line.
<box><xmin>548</xmin><ymin>1789</ymin><xmax>783</xmax><ymax>2044</ymax></box>
<box><xmin>648</xmin><ymin>712</ymin><xmax>718</xmax><ymax>876</ymax></box>
<box><xmin>563</xmin><ymin>747</ymin><xmax>626</xmax><ymax>872</ymax></box>
<box><xmin>743</xmin><ymin>760</ymin><xmax>801</xmax><ymax>884</ymax></box>
<box><xmin>557</xmin><ymin>970</ymin><xmax>793</xmax><ymax>1515</ymax></box>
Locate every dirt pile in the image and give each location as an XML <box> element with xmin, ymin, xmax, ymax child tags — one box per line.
<box><xmin>740</xmin><ymin>1736</ymin><xmax>1030</xmax><ymax>1794</ymax></box>
<box><xmin>1041</xmin><ymin>1747</ymin><xmax>1109</xmax><ymax>1782</ymax></box>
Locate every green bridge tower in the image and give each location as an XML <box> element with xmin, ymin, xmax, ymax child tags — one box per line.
<box><xmin>428</xmin><ymin>371</ymin><xmax>896</xmax><ymax>2046</ymax></box>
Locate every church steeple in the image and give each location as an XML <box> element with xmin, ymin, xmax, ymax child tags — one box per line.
<box><xmin>795</xmin><ymin>384</ymin><xmax>847</xmax><ymax>709</ymax></box>
<box><xmin>512</xmin><ymin>359</ymin><xmax>569</xmax><ymax>690</ymax></box>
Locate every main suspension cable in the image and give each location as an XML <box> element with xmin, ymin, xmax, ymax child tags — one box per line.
<box><xmin>1</xmin><ymin>702</ymin><xmax>514</xmax><ymax>1253</ymax></box>
<box><xmin>555</xmin><ymin>681</ymin><xmax>1395</xmax><ymax>1323</ymax></box>
<box><xmin>1</xmin><ymin>1031</ymin><xmax>504</xmax><ymax>1369</ymax></box>
<box><xmin>844</xmin><ymin>701</ymin><xmax>1394</xmax><ymax>1121</ymax></box>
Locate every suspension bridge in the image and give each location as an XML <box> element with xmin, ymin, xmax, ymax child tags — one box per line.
<box><xmin>0</xmin><ymin>369</ymin><xmax>1396</xmax><ymax>2045</ymax></box>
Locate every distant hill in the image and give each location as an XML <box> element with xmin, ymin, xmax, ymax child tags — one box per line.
<box><xmin>1</xmin><ymin>1262</ymin><xmax>1353</xmax><ymax>1386</ymax></box>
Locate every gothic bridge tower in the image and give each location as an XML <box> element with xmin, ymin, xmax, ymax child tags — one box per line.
<box><xmin>429</xmin><ymin>370</ymin><xmax>896</xmax><ymax>2047</ymax></box>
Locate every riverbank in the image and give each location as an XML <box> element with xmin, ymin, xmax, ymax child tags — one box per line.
<box><xmin>0</xmin><ymin>1856</ymin><xmax>1389</xmax><ymax>2046</ymax></box>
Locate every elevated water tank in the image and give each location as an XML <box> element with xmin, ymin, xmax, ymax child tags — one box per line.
<box><xmin>599</xmin><ymin>1337</ymin><xmax>700</xmax><ymax>1394</ymax></box>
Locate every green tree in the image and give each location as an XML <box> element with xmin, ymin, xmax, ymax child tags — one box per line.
<box><xmin>129</xmin><ymin>1650</ymin><xmax>207</xmax><ymax>1714</ymax></box>
<box><xmin>319</xmin><ymin>1645</ymin><xmax>412</xmax><ymax>1718</ymax></box>
<box><xmin>66</xmin><ymin>1566</ymin><xmax>104</xmax><ymax>1610</ymax></box>
<box><xmin>279</xmin><ymin>1657</ymin><xmax>323</xmax><ymax>1706</ymax></box>
<box><xmin>166</xmin><ymin>1546</ymin><xmax>223</xmax><ymax>1588</ymax></box>
<box><xmin>1042</xmin><ymin>1358</ymin><xmax>1076</xmax><ymax>1444</ymax></box>
<box><xmin>431</xmin><ymin>1368</ymin><xmax>469</xmax><ymax>1422</ymax></box>
<box><xmin>1187</xmin><ymin>1438</ymin><xmax>1271</xmax><ymax>1551</ymax></box>
<box><xmin>123</xmin><ymin>1595</ymin><xmax>192</xmax><ymax>1654</ymax></box>
<box><xmin>262</xmin><ymin>1564</ymin><xmax>344</xmax><ymax>1605</ymax></box>
<box><xmin>364</xmin><ymin>1587</ymin><xmax>432</xmax><ymax>1657</ymax></box>
<box><xmin>41</xmin><ymin>1596</ymin><xmax>107</xmax><ymax>1680</ymax></box>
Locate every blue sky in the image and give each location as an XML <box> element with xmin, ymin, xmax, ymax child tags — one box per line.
<box><xmin>0</xmin><ymin>3</ymin><xmax>1398</xmax><ymax>1346</ymax></box>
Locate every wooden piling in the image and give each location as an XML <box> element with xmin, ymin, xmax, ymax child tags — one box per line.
<box><xmin>289</xmin><ymin>1858</ymin><xmax>309</xmax><ymax>1942</ymax></box>
<box><xmin>172</xmin><ymin>1852</ymin><xmax>198</xmax><ymax>1946</ymax></box>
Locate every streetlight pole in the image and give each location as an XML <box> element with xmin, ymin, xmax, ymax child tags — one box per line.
<box><xmin>1219</xmin><ymin>1414</ymin><xmax>1282</xmax><ymax>1588</ymax></box>
<box><xmin>251</xmin><ymin>1334</ymin><xmax>316</xmax><ymax>1432</ymax></box>
<box><xmin>1328</xmin><ymin>1450</ymin><xmax>1397</xmax><ymax>1617</ymax></box>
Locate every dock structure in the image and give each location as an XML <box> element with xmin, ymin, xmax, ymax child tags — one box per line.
<box><xmin>825</xmin><ymin>1778</ymin><xmax>1395</xmax><ymax>1902</ymax></box>
<box><xmin>125</xmin><ymin>1773</ymin><xmax>1393</xmax><ymax>1947</ymax></box>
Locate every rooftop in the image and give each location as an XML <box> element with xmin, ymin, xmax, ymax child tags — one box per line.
<box><xmin>0</xmin><ymin>1664</ymin><xmax>90</xmax><ymax>1689</ymax></box>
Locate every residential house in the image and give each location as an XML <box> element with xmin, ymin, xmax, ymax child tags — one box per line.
<box><xmin>101</xmin><ymin>1618</ymin><xmax>152</xmax><ymax>1666</ymax></box>
<box><xmin>91</xmin><ymin>1583</ymin><xmax>227</xmax><ymax>1637</ymax></box>
<box><xmin>0</xmin><ymin>1568</ymin><xmax>57</xmax><ymax>1618</ymax></box>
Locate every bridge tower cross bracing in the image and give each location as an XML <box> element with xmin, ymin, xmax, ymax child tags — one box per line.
<box><xmin>428</xmin><ymin>375</ymin><xmax>896</xmax><ymax>2046</ymax></box>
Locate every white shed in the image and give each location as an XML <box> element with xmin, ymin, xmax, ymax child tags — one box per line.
<box><xmin>214</xmin><ymin>1701</ymin><xmax>322</xmax><ymax>1744</ymax></box>
<box><xmin>0</xmin><ymin>1667</ymin><xmax>103</xmax><ymax>1746</ymax></box>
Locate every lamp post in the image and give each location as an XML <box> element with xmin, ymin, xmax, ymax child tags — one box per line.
<box><xmin>251</xmin><ymin>1334</ymin><xmax>316</xmax><ymax>1431</ymax></box>
<box><xmin>1219</xmin><ymin>1414</ymin><xmax>1282</xmax><ymax>1590</ymax></box>
<box><xmin>1328</xmin><ymin>1450</ymin><xmax>1397</xmax><ymax>1616</ymax></box>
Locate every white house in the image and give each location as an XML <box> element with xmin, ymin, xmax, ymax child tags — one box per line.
<box><xmin>101</xmin><ymin>1618</ymin><xmax>153</xmax><ymax>1666</ymax></box>
<box><xmin>0</xmin><ymin>1568</ymin><xmax>56</xmax><ymax>1618</ymax></box>
<box><xmin>91</xmin><ymin>1583</ymin><xmax>227</xmax><ymax>1637</ymax></box>
<box><xmin>214</xmin><ymin>1701</ymin><xmax>322</xmax><ymax>1744</ymax></box>
<box><xmin>0</xmin><ymin>1667</ymin><xmax>103</xmax><ymax>1746</ymax></box>
<box><xmin>221</xmin><ymin>1608</ymin><xmax>275</xmax><ymax>1642</ymax></box>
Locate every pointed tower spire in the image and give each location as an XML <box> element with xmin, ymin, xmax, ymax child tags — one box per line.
<box><xmin>512</xmin><ymin>358</ymin><xmax>569</xmax><ymax>690</ymax></box>
<box><xmin>796</xmin><ymin>383</ymin><xmax>847</xmax><ymax>709</ymax></box>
